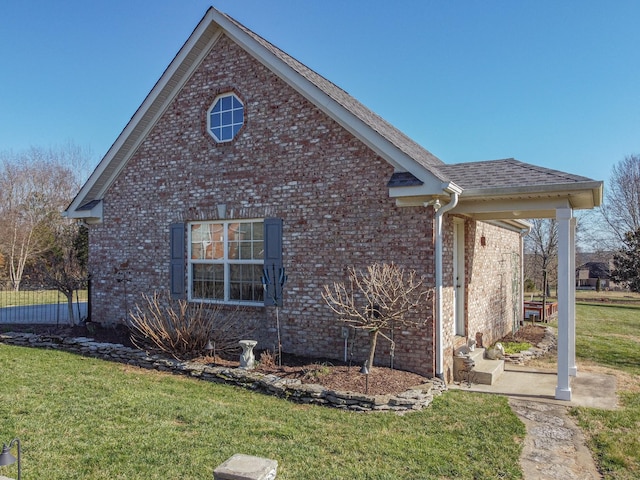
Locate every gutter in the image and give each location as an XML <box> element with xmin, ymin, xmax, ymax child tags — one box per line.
<box><xmin>429</xmin><ymin>182</ymin><xmax>462</xmax><ymax>381</ymax></box>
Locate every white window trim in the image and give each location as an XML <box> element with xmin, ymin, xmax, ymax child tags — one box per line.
<box><xmin>188</xmin><ymin>219</ymin><xmax>264</xmax><ymax>306</ymax></box>
<box><xmin>207</xmin><ymin>92</ymin><xmax>244</xmax><ymax>143</ymax></box>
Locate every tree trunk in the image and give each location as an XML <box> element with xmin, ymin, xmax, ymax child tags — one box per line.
<box><xmin>367</xmin><ymin>329</ymin><xmax>379</xmax><ymax>371</ymax></box>
<box><xmin>65</xmin><ymin>292</ymin><xmax>75</xmax><ymax>326</ymax></box>
<box><xmin>542</xmin><ymin>270</ymin><xmax>547</xmax><ymax>322</ymax></box>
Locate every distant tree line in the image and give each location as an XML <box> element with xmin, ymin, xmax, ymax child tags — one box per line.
<box><xmin>524</xmin><ymin>154</ymin><xmax>640</xmax><ymax>294</ymax></box>
<box><xmin>0</xmin><ymin>143</ymin><xmax>93</xmax><ymax>324</ymax></box>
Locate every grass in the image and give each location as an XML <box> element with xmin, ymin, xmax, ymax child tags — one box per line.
<box><xmin>527</xmin><ymin>290</ymin><xmax>640</xmax><ymax>305</ymax></box>
<box><xmin>565</xmin><ymin>302</ymin><xmax>640</xmax><ymax>480</ymax></box>
<box><xmin>0</xmin><ymin>289</ymin><xmax>88</xmax><ymax>307</ymax></box>
<box><xmin>2</xmin><ymin>290</ymin><xmax>638</xmax><ymax>478</ymax></box>
<box><xmin>0</xmin><ymin>345</ymin><xmax>526</xmax><ymax>479</ymax></box>
<box><xmin>500</xmin><ymin>341</ymin><xmax>532</xmax><ymax>354</ymax></box>
<box><xmin>574</xmin><ymin>303</ymin><xmax>640</xmax><ymax>375</ymax></box>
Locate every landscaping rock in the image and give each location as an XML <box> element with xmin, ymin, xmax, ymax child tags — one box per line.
<box><xmin>0</xmin><ymin>332</ymin><xmax>446</xmax><ymax>413</ymax></box>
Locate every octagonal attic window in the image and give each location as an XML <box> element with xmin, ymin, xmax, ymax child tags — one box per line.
<box><xmin>208</xmin><ymin>93</ymin><xmax>244</xmax><ymax>143</ymax></box>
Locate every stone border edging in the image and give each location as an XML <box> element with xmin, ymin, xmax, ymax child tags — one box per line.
<box><xmin>0</xmin><ymin>332</ymin><xmax>446</xmax><ymax>413</ymax></box>
<box><xmin>503</xmin><ymin>327</ymin><xmax>557</xmax><ymax>365</ymax></box>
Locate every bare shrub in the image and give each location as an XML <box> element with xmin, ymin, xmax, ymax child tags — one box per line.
<box><xmin>128</xmin><ymin>291</ymin><xmax>254</xmax><ymax>360</ymax></box>
<box><xmin>258</xmin><ymin>350</ymin><xmax>276</xmax><ymax>369</ymax></box>
<box><xmin>323</xmin><ymin>263</ymin><xmax>433</xmax><ymax>371</ymax></box>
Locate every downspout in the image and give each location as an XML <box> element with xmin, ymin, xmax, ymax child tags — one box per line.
<box><xmin>430</xmin><ymin>183</ymin><xmax>461</xmax><ymax>381</ymax></box>
<box><xmin>519</xmin><ymin>224</ymin><xmax>532</xmax><ymax>331</ymax></box>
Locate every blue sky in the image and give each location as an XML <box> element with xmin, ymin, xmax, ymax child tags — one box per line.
<box><xmin>2</xmin><ymin>0</ymin><xmax>639</xmax><ymax>185</ymax></box>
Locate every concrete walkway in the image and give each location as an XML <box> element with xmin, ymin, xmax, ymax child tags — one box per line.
<box><xmin>450</xmin><ymin>365</ymin><xmax>617</xmax><ymax>479</ymax></box>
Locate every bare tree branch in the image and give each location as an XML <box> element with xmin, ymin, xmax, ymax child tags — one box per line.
<box><xmin>322</xmin><ymin>263</ymin><xmax>433</xmax><ymax>370</ymax></box>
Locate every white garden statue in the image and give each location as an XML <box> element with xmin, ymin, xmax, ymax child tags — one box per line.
<box><xmin>485</xmin><ymin>342</ymin><xmax>505</xmax><ymax>360</ymax></box>
<box><xmin>239</xmin><ymin>340</ymin><xmax>258</xmax><ymax>369</ymax></box>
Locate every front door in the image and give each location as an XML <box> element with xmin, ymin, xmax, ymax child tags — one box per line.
<box><xmin>453</xmin><ymin>219</ymin><xmax>466</xmax><ymax>336</ymax></box>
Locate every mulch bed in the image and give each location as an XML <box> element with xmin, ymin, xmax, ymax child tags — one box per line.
<box><xmin>1</xmin><ymin>322</ymin><xmax>550</xmax><ymax>396</ymax></box>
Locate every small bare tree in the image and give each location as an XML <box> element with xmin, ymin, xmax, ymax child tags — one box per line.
<box><xmin>322</xmin><ymin>263</ymin><xmax>433</xmax><ymax>371</ymax></box>
<box><xmin>35</xmin><ymin>222</ymin><xmax>88</xmax><ymax>326</ymax></box>
<box><xmin>128</xmin><ymin>291</ymin><xmax>253</xmax><ymax>360</ymax></box>
<box><xmin>524</xmin><ymin>219</ymin><xmax>558</xmax><ymax>319</ymax></box>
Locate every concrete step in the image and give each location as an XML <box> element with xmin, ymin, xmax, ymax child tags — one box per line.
<box><xmin>455</xmin><ymin>348</ymin><xmax>504</xmax><ymax>386</ymax></box>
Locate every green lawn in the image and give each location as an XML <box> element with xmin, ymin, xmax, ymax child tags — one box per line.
<box><xmin>2</xmin><ymin>296</ymin><xmax>638</xmax><ymax>479</ymax></box>
<box><xmin>0</xmin><ymin>345</ymin><xmax>525</xmax><ymax>479</ymax></box>
<box><xmin>568</xmin><ymin>302</ymin><xmax>640</xmax><ymax>480</ymax></box>
<box><xmin>0</xmin><ymin>289</ymin><xmax>88</xmax><ymax>307</ymax></box>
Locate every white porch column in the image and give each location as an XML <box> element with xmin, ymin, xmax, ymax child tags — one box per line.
<box><xmin>569</xmin><ymin>216</ymin><xmax>577</xmax><ymax>376</ymax></box>
<box><xmin>556</xmin><ymin>207</ymin><xmax>573</xmax><ymax>400</ymax></box>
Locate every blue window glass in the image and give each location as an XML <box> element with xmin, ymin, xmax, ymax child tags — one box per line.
<box><xmin>222</xmin><ymin>126</ymin><xmax>232</xmax><ymax>140</ymax></box>
<box><xmin>211</xmin><ymin>112</ymin><xmax>221</xmax><ymax>128</ymax></box>
<box><xmin>209</xmin><ymin>93</ymin><xmax>244</xmax><ymax>142</ymax></box>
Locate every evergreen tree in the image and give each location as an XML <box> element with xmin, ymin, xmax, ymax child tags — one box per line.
<box><xmin>611</xmin><ymin>228</ymin><xmax>640</xmax><ymax>292</ymax></box>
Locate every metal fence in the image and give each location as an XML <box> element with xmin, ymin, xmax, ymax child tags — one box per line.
<box><xmin>0</xmin><ymin>289</ymin><xmax>88</xmax><ymax>326</ymax></box>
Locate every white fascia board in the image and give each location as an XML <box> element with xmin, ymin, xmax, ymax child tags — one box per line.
<box><xmin>91</xmin><ymin>25</ymin><xmax>221</xmax><ymax>200</ymax></box>
<box><xmin>462</xmin><ymin>181</ymin><xmax>603</xmax><ymax>206</ymax></box>
<box><xmin>390</xmin><ymin>180</ymin><xmax>463</xmax><ymax>201</ymax></box>
<box><xmin>389</xmin><ymin>178</ymin><xmax>450</xmax><ymax>197</ymax></box>
<box><xmin>64</xmin><ymin>201</ymin><xmax>103</xmax><ymax>224</ymax></box>
<box><xmin>66</xmin><ymin>11</ymin><xmax>222</xmax><ymax>215</ymax></box>
<box><xmin>453</xmin><ymin>197</ymin><xmax>572</xmax><ymax>215</ymax></box>
<box><xmin>213</xmin><ymin>12</ymin><xmax>441</xmax><ymax>181</ymax></box>
<box><xmin>68</xmin><ymin>8</ymin><xmax>444</xmax><ymax>216</ymax></box>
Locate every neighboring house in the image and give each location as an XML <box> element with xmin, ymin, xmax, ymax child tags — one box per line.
<box><xmin>65</xmin><ymin>8</ymin><xmax>603</xmax><ymax>388</ymax></box>
<box><xmin>576</xmin><ymin>261</ymin><xmax>614</xmax><ymax>290</ymax></box>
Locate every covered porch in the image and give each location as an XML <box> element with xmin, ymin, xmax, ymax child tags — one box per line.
<box><xmin>393</xmin><ymin>158</ymin><xmax>603</xmax><ymax>401</ymax></box>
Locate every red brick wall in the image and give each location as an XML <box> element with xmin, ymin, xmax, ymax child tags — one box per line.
<box><xmin>88</xmin><ymin>34</ymin><xmax>437</xmax><ymax>375</ymax></box>
<box><xmin>439</xmin><ymin>217</ymin><xmax>522</xmax><ymax>381</ymax></box>
<box><xmin>465</xmin><ymin>220</ymin><xmax>521</xmax><ymax>347</ymax></box>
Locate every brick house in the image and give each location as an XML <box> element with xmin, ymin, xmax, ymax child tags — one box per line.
<box><xmin>576</xmin><ymin>261</ymin><xmax>616</xmax><ymax>290</ymax></box>
<box><xmin>65</xmin><ymin>8</ymin><xmax>602</xmax><ymax>387</ymax></box>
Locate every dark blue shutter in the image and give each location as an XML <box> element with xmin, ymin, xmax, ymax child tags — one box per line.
<box><xmin>263</xmin><ymin>218</ymin><xmax>283</xmax><ymax>306</ymax></box>
<box><xmin>170</xmin><ymin>223</ymin><xmax>185</xmax><ymax>299</ymax></box>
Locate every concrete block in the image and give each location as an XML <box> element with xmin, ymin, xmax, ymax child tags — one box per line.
<box><xmin>214</xmin><ymin>453</ymin><xmax>278</xmax><ymax>480</ymax></box>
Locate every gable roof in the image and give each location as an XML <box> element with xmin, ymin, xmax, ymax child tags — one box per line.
<box><xmin>65</xmin><ymin>7</ymin><xmax>449</xmax><ymax>221</ymax></box>
<box><xmin>219</xmin><ymin>11</ymin><xmax>445</xmax><ymax>173</ymax></box>
<box><xmin>65</xmin><ymin>7</ymin><xmax>603</xmax><ymax>224</ymax></box>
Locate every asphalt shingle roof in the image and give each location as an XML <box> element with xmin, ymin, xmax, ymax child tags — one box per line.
<box><xmin>436</xmin><ymin>158</ymin><xmax>595</xmax><ymax>191</ymax></box>
<box><xmin>220</xmin><ymin>11</ymin><xmax>445</xmax><ymax>173</ymax></box>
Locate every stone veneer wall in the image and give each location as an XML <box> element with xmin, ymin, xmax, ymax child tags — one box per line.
<box><xmin>0</xmin><ymin>333</ymin><xmax>446</xmax><ymax>413</ymax></box>
<box><xmin>88</xmin><ymin>33</ymin><xmax>436</xmax><ymax>376</ymax></box>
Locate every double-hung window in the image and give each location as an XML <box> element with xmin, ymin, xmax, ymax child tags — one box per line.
<box><xmin>189</xmin><ymin>219</ymin><xmax>264</xmax><ymax>304</ymax></box>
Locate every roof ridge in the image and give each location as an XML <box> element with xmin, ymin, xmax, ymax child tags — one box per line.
<box><xmin>218</xmin><ymin>9</ymin><xmax>444</xmax><ymax>170</ymax></box>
